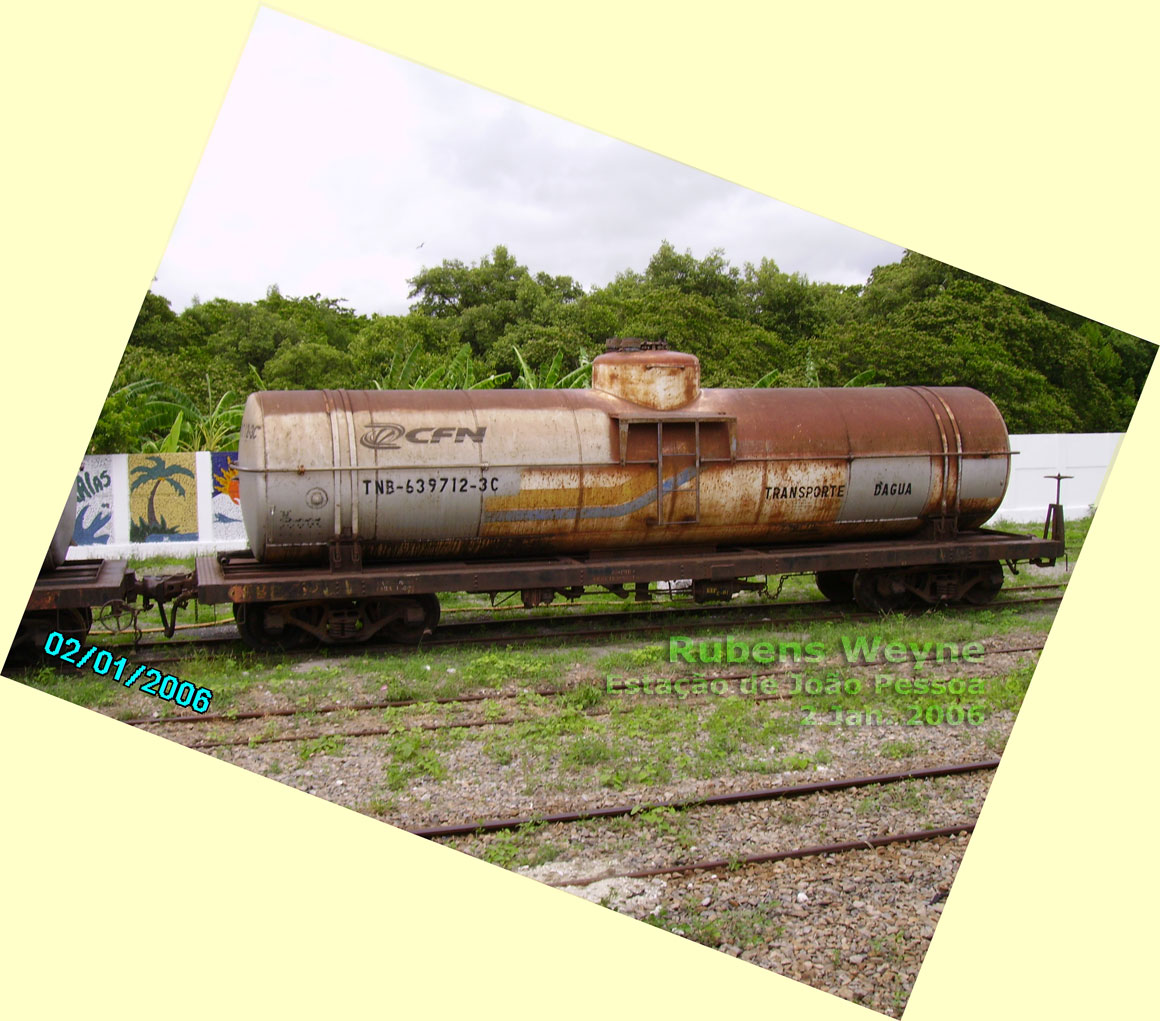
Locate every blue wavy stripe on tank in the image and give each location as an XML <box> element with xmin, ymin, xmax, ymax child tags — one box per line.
<box><xmin>482</xmin><ymin>466</ymin><xmax>700</xmax><ymax>523</ymax></box>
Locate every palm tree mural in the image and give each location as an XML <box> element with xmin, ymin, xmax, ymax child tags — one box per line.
<box><xmin>129</xmin><ymin>455</ymin><xmax>196</xmax><ymax>540</ymax></box>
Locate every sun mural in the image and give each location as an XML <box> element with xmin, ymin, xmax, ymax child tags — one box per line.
<box><xmin>213</xmin><ymin>462</ymin><xmax>240</xmax><ymax>504</ymax></box>
<box><xmin>209</xmin><ymin>452</ymin><xmax>246</xmax><ymax>539</ymax></box>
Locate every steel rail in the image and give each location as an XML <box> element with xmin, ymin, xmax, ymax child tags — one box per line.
<box><xmin>548</xmin><ymin>822</ymin><xmax>977</xmax><ymax>887</ymax></box>
<box><xmin>409</xmin><ymin>760</ymin><xmax>998</xmax><ymax>840</ymax></box>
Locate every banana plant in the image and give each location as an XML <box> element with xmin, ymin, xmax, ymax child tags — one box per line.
<box><xmin>512</xmin><ymin>345</ymin><xmax>592</xmax><ymax>389</ymax></box>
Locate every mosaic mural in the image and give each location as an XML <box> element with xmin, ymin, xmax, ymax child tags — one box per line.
<box><xmin>210</xmin><ymin>451</ymin><xmax>246</xmax><ymax>541</ymax></box>
<box><xmin>74</xmin><ymin>455</ymin><xmax>117</xmax><ymax>545</ymax></box>
<box><xmin>127</xmin><ymin>454</ymin><xmax>198</xmax><ymax>542</ymax></box>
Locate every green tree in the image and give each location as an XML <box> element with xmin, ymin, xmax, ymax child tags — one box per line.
<box><xmin>263</xmin><ymin>342</ymin><xmax>357</xmax><ymax>390</ymax></box>
<box><xmin>644</xmin><ymin>242</ymin><xmax>745</xmax><ymax>318</ymax></box>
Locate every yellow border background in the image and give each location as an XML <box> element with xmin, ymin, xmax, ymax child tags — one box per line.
<box><xmin>2</xmin><ymin>3</ymin><xmax>1156</xmax><ymax>1018</ymax></box>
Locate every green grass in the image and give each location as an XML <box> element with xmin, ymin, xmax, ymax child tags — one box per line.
<box><xmin>594</xmin><ymin>644</ymin><xmax>668</xmax><ymax>672</ymax></box>
<box><xmin>126</xmin><ymin>554</ymin><xmax>197</xmax><ymax>572</ymax></box>
<box><xmin>880</xmin><ymin>740</ymin><xmax>923</xmax><ymax>760</ymax></box>
<box><xmin>19</xmin><ymin>664</ymin><xmax>121</xmax><ymax>709</ymax></box>
<box><xmin>477</xmin><ymin>823</ymin><xmax>562</xmax><ymax>869</ymax></box>
<box><xmin>561</xmin><ymin>735</ymin><xmax>617</xmax><ymax>767</ymax></box>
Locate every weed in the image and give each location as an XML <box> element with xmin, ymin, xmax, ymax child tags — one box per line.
<box><xmin>512</xmin><ymin>708</ymin><xmax>593</xmax><ymax>743</ymax></box>
<box><xmin>491</xmin><ymin>746</ymin><xmax>515</xmax><ymax>765</ymax></box>
<box><xmin>647</xmin><ymin>897</ymin><xmax>785</xmax><ymax>950</ymax></box>
<box><xmin>297</xmin><ymin>735</ymin><xmax>346</xmax><ymax>762</ymax></box>
<box><xmin>479</xmin><ymin>823</ymin><xmax>560</xmax><ymax>869</ymax></box>
<box><xmin>383</xmin><ymin>730</ymin><xmax>446</xmax><ymax>789</ymax></box>
<box><xmin>562</xmin><ymin>736</ymin><xmax>616</xmax><ymax>767</ymax></box>
<box><xmin>737</xmin><ymin>757</ymin><xmax>780</xmax><ymax>774</ymax></box>
<box><xmin>980</xmin><ymin>664</ymin><xmax>1036</xmax><ymax>714</ymax></box>
<box><xmin>600</xmin><ymin>758</ymin><xmax>673</xmax><ymax>790</ymax></box>
<box><xmin>561</xmin><ymin>685</ymin><xmax>605</xmax><ymax>710</ymax></box>
<box><xmin>596</xmin><ymin>645</ymin><xmax>666</xmax><ymax>671</ymax></box>
<box><xmin>465</xmin><ymin>649</ymin><xmax>547</xmax><ymax>687</ymax></box>
<box><xmin>482</xmin><ymin>699</ymin><xmax>508</xmax><ymax>722</ymax></box>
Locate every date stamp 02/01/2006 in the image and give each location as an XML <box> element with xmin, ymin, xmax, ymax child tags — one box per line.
<box><xmin>42</xmin><ymin>631</ymin><xmax>214</xmax><ymax>714</ymax></box>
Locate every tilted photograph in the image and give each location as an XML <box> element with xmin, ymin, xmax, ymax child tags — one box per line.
<box><xmin>5</xmin><ymin>10</ymin><xmax>1155</xmax><ymax>1018</ymax></box>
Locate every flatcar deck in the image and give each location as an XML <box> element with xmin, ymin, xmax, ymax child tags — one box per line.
<box><xmin>197</xmin><ymin>526</ymin><xmax>1064</xmax><ymax>605</ymax></box>
<box><xmin>25</xmin><ymin>559</ymin><xmax>134</xmax><ymax>610</ymax></box>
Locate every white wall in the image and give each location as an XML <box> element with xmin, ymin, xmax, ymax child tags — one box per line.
<box><xmin>996</xmin><ymin>433</ymin><xmax>1121</xmax><ymax>523</ymax></box>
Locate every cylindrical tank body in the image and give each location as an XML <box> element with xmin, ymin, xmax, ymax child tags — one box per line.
<box><xmin>43</xmin><ymin>492</ymin><xmax>76</xmax><ymax>572</ymax></box>
<box><xmin>238</xmin><ymin>350</ymin><xmax>1010</xmax><ymax>564</ymax></box>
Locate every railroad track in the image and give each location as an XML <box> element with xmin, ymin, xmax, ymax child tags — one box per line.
<box><xmin>547</xmin><ymin>822</ymin><xmax>977</xmax><ymax>888</ymax></box>
<box><xmin>410</xmin><ymin>760</ymin><xmax>998</xmax><ymax>839</ymax></box>
<box><xmin>469</xmin><ymin>759</ymin><xmax>991</xmax><ymax>1015</ymax></box>
<box><xmin>422</xmin><ymin>761</ymin><xmax>992</xmax><ymax>925</ymax></box>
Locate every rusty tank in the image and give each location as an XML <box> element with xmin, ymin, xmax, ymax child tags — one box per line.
<box><xmin>237</xmin><ymin>340</ymin><xmax>1010</xmax><ymax>566</ymax></box>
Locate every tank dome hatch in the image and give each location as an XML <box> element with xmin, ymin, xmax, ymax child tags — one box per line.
<box><xmin>592</xmin><ymin>337</ymin><xmax>701</xmax><ymax>411</ymax></box>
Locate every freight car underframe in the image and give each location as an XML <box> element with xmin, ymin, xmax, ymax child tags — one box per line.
<box><xmin>14</xmin><ymin>557</ymin><xmax>203</xmax><ymax>659</ymax></box>
<box><xmin>194</xmin><ymin>504</ymin><xmax>1066</xmax><ymax>649</ymax></box>
<box><xmin>16</xmin><ymin>558</ymin><xmax>134</xmax><ymax>654</ymax></box>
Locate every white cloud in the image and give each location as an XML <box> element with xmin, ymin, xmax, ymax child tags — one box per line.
<box><xmin>155</xmin><ymin>9</ymin><xmax>904</xmax><ymax>316</ymax></box>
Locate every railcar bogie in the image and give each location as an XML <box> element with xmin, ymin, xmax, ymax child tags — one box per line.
<box><xmin>849</xmin><ymin>561</ymin><xmax>1006</xmax><ymax>614</ymax></box>
<box><xmin>232</xmin><ymin>593</ymin><xmax>441</xmax><ymax>650</ymax></box>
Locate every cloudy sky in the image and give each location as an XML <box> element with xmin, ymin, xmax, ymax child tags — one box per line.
<box><xmin>156</xmin><ymin>9</ymin><xmax>904</xmax><ymax>317</ymax></box>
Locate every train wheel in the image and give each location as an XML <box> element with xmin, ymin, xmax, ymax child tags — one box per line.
<box><xmin>963</xmin><ymin>562</ymin><xmax>1004</xmax><ymax>605</ymax></box>
<box><xmin>391</xmin><ymin>594</ymin><xmax>440</xmax><ymax>643</ymax></box>
<box><xmin>852</xmin><ymin>570</ymin><xmax>909</xmax><ymax>614</ymax></box>
<box><xmin>815</xmin><ymin>570</ymin><xmax>856</xmax><ymax>603</ymax></box>
<box><xmin>234</xmin><ymin>602</ymin><xmax>316</xmax><ymax>652</ymax></box>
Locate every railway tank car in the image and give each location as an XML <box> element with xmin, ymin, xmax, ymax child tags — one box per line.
<box><xmin>214</xmin><ymin>338</ymin><xmax>1036</xmax><ymax>645</ymax></box>
<box><xmin>239</xmin><ymin>340</ymin><xmax>1009</xmax><ymax>563</ymax></box>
